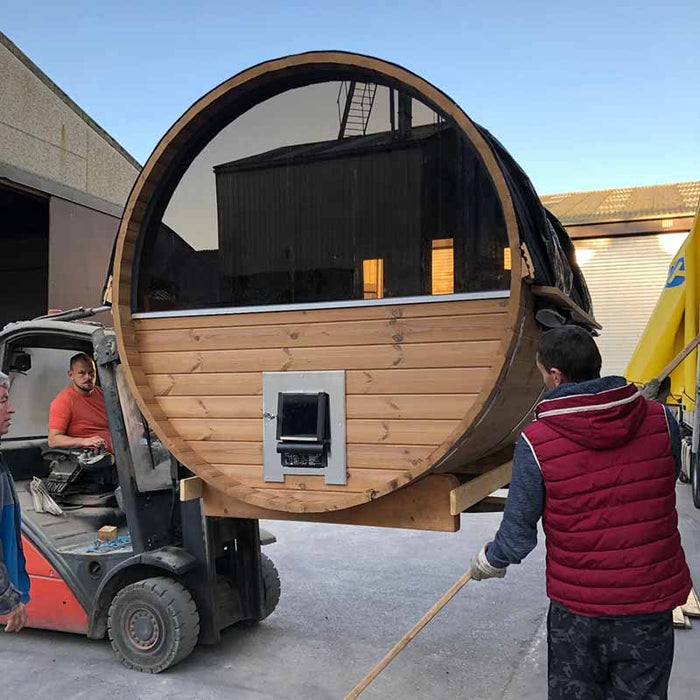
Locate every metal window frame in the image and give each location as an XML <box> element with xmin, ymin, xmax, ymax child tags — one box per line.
<box><xmin>132</xmin><ymin>289</ymin><xmax>510</xmax><ymax>320</ymax></box>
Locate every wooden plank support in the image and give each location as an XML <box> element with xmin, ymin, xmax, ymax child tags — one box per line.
<box><xmin>531</xmin><ymin>285</ymin><xmax>601</xmax><ymax>330</ymax></box>
<box><xmin>672</xmin><ymin>605</ymin><xmax>691</xmax><ymax>629</ymax></box>
<box><xmin>180</xmin><ymin>476</ymin><xmax>203</xmax><ymax>502</ymax></box>
<box><xmin>202</xmin><ymin>475</ymin><xmax>460</xmax><ymax>532</ymax></box>
<box><xmin>465</xmin><ymin>494</ymin><xmax>508</xmax><ymax>513</ymax></box>
<box><xmin>449</xmin><ymin>461</ymin><xmax>512</xmax><ymax>515</ymax></box>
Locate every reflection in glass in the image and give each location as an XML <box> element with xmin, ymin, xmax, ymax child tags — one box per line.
<box><xmin>135</xmin><ymin>76</ymin><xmax>510</xmax><ymax>314</ymax></box>
<box><xmin>431</xmin><ymin>239</ymin><xmax>454</xmax><ymax>295</ymax></box>
<box><xmin>503</xmin><ymin>248</ymin><xmax>512</xmax><ymax>271</ymax></box>
<box><xmin>362</xmin><ymin>259</ymin><xmax>384</xmax><ymax>299</ymax></box>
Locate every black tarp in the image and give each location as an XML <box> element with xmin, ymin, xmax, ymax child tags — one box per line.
<box><xmin>476</xmin><ymin>125</ymin><xmax>593</xmax><ymax>314</ymax></box>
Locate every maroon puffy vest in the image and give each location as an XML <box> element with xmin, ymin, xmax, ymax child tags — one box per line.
<box><xmin>523</xmin><ymin>382</ymin><xmax>691</xmax><ymax>617</ymax></box>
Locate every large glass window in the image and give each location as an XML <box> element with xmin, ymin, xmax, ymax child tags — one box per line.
<box><xmin>134</xmin><ymin>74</ymin><xmax>510</xmax><ymax>314</ymax></box>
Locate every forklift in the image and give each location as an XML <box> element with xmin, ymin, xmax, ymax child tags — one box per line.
<box><xmin>0</xmin><ymin>307</ymin><xmax>280</xmax><ymax>672</ymax></box>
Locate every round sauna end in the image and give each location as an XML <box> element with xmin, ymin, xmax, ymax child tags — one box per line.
<box><xmin>111</xmin><ymin>52</ymin><xmax>547</xmax><ymax>513</ymax></box>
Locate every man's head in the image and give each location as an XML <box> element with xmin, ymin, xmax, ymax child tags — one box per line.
<box><xmin>0</xmin><ymin>372</ymin><xmax>14</xmax><ymax>436</ymax></box>
<box><xmin>536</xmin><ymin>326</ymin><xmax>602</xmax><ymax>390</ymax></box>
<box><xmin>68</xmin><ymin>353</ymin><xmax>97</xmax><ymax>395</ymax></box>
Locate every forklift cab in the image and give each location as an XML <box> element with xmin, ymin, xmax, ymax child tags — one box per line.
<box><xmin>0</xmin><ymin>313</ymin><xmax>280</xmax><ymax>672</ymax></box>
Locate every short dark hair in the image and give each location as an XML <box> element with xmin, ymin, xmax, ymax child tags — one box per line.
<box><xmin>537</xmin><ymin>326</ymin><xmax>602</xmax><ymax>383</ymax></box>
<box><xmin>70</xmin><ymin>352</ymin><xmax>95</xmax><ymax>370</ymax></box>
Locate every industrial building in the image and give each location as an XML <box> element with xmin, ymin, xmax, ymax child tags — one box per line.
<box><xmin>0</xmin><ymin>31</ymin><xmax>139</xmax><ymax>329</ymax></box>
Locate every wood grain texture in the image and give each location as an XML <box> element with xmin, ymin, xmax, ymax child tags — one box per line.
<box><xmin>119</xmin><ymin>298</ymin><xmax>534</xmax><ymax>513</ymax></box>
<box><xmin>201</xmin><ymin>474</ymin><xmax>460</xmax><ymax>532</ymax></box>
<box><xmin>134</xmin><ymin>297</ymin><xmax>508</xmax><ymax>331</ymax></box>
<box><xmin>188</xmin><ymin>441</ymin><xmax>435</xmax><ymax>468</ymax></box>
<box><xmin>134</xmin><ymin>314</ymin><xmax>507</xmax><ymax>352</ymax></box>
<box><xmin>449</xmin><ymin>461</ymin><xmax>512</xmax><ymax>514</ymax></box>
<box><xmin>212</xmin><ymin>465</ymin><xmax>413</xmax><ymax>493</ymax></box>
<box><xmin>147</xmin><ymin>368</ymin><xmax>491</xmax><ymax>397</ymax></box>
<box><xmin>156</xmin><ymin>394</ymin><xmax>476</xmax><ymax>420</ymax></box>
<box><xmin>139</xmin><ymin>340</ymin><xmax>503</xmax><ymax>374</ymax></box>
<box><xmin>169</xmin><ymin>418</ymin><xmax>460</xmax><ymax>445</ymax></box>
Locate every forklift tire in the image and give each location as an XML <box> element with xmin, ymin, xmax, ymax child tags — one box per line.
<box><xmin>261</xmin><ymin>553</ymin><xmax>281</xmax><ymax>620</ymax></box>
<box><xmin>107</xmin><ymin>576</ymin><xmax>200</xmax><ymax>673</ymax></box>
<box><xmin>679</xmin><ymin>440</ymin><xmax>692</xmax><ymax>483</ymax></box>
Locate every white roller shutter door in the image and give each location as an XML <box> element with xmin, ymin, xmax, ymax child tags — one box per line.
<box><xmin>575</xmin><ymin>232</ymin><xmax>688</xmax><ymax>377</ymax></box>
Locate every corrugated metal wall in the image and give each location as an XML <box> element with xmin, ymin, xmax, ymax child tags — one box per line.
<box><xmin>216</xmin><ymin>146</ymin><xmax>424</xmax><ymax>304</ymax></box>
<box><xmin>575</xmin><ymin>232</ymin><xmax>688</xmax><ymax>376</ymax></box>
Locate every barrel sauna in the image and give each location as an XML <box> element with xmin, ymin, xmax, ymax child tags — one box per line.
<box><xmin>112</xmin><ymin>52</ymin><xmax>596</xmax><ymax>528</ymax></box>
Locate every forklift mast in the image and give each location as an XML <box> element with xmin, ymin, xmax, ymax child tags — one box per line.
<box><xmin>91</xmin><ymin>327</ymin><xmax>267</xmax><ymax>643</ymax></box>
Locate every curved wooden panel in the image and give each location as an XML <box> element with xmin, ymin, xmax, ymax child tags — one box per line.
<box><xmin>112</xmin><ymin>52</ymin><xmax>528</xmax><ymax>513</ymax></box>
<box><xmin>128</xmin><ymin>297</ymin><xmax>516</xmax><ymax>512</ymax></box>
<box><xmin>147</xmin><ymin>368</ymin><xmax>491</xmax><ymax>397</ymax></box>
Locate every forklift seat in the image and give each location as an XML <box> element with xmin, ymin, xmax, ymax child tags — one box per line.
<box><xmin>41</xmin><ymin>446</ymin><xmax>119</xmax><ymax>506</ymax></box>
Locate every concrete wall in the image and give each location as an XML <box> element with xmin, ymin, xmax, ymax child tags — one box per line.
<box><xmin>0</xmin><ymin>36</ymin><xmax>139</xmax><ymax>207</ymax></box>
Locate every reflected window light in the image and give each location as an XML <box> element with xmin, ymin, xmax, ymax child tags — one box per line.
<box><xmin>432</xmin><ymin>238</ymin><xmax>454</xmax><ymax>295</ymax></box>
<box><xmin>362</xmin><ymin>259</ymin><xmax>384</xmax><ymax>299</ymax></box>
<box><xmin>575</xmin><ymin>248</ymin><xmax>596</xmax><ymax>266</ymax></box>
<box><xmin>503</xmin><ymin>247</ymin><xmax>512</xmax><ymax>271</ymax></box>
<box><xmin>659</xmin><ymin>233</ymin><xmax>688</xmax><ymax>256</ymax></box>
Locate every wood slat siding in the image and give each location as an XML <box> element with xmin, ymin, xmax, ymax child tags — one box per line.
<box><xmin>147</xmin><ymin>368</ymin><xmax>491</xmax><ymax>397</ymax></box>
<box><xmin>130</xmin><ymin>297</ymin><xmax>510</xmax><ymax>509</ymax></box>
<box><xmin>156</xmin><ymin>394</ymin><xmax>476</xmax><ymax>420</ymax></box>
<box><xmin>139</xmin><ymin>340</ymin><xmax>503</xmax><ymax>374</ymax></box>
<box><xmin>133</xmin><ymin>313</ymin><xmax>507</xmax><ymax>352</ymax></box>
<box><xmin>211</xmin><ymin>465</ymin><xmax>412</xmax><ymax>493</ymax></box>
<box><xmin>188</xmin><ymin>442</ymin><xmax>436</xmax><ymax>468</ymax></box>
<box><xmin>132</xmin><ymin>297</ymin><xmax>508</xmax><ymax>331</ymax></box>
<box><xmin>169</xmin><ymin>418</ymin><xmax>461</xmax><ymax>445</ymax></box>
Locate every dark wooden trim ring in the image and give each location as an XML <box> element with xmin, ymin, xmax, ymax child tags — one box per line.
<box><xmin>112</xmin><ymin>51</ymin><xmax>526</xmax><ymax>514</ymax></box>
<box><xmin>531</xmin><ymin>285</ymin><xmax>602</xmax><ymax>330</ymax></box>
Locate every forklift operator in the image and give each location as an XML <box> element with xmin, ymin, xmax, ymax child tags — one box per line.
<box><xmin>48</xmin><ymin>353</ymin><xmax>113</xmax><ymax>454</ymax></box>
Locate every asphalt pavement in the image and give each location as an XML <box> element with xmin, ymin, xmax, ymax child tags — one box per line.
<box><xmin>1</xmin><ymin>484</ymin><xmax>699</xmax><ymax>699</ymax></box>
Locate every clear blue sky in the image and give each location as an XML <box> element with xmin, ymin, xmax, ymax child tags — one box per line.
<box><xmin>3</xmin><ymin>1</ymin><xmax>699</xmax><ymax>194</ymax></box>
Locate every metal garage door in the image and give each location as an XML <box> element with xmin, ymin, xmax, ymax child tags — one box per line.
<box><xmin>575</xmin><ymin>233</ymin><xmax>688</xmax><ymax>377</ymax></box>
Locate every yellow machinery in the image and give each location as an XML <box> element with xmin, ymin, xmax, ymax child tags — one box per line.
<box><xmin>626</xmin><ymin>202</ymin><xmax>700</xmax><ymax>507</ymax></box>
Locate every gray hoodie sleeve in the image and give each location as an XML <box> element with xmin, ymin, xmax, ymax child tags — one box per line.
<box><xmin>485</xmin><ymin>436</ymin><xmax>544</xmax><ymax>568</ymax></box>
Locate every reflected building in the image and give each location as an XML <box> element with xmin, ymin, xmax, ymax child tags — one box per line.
<box><xmin>211</xmin><ymin>121</ymin><xmax>509</xmax><ymax>309</ymax></box>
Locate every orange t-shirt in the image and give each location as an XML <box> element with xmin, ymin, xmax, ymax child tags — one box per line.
<box><xmin>48</xmin><ymin>386</ymin><xmax>113</xmax><ymax>453</ymax></box>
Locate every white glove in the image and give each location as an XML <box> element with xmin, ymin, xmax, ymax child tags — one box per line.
<box><xmin>470</xmin><ymin>544</ymin><xmax>506</xmax><ymax>581</ymax></box>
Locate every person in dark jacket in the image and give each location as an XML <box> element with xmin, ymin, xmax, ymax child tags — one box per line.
<box><xmin>0</xmin><ymin>371</ymin><xmax>30</xmax><ymax>632</ymax></box>
<box><xmin>470</xmin><ymin>326</ymin><xmax>692</xmax><ymax>699</ymax></box>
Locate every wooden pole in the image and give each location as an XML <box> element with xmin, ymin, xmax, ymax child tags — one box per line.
<box><xmin>345</xmin><ymin>570</ymin><xmax>473</xmax><ymax>699</ymax></box>
<box><xmin>642</xmin><ymin>331</ymin><xmax>700</xmax><ymax>399</ymax></box>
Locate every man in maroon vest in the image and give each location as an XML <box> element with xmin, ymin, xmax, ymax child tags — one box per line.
<box><xmin>470</xmin><ymin>325</ymin><xmax>692</xmax><ymax>699</ymax></box>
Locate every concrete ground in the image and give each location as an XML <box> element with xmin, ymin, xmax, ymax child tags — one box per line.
<box><xmin>2</xmin><ymin>485</ymin><xmax>699</xmax><ymax>699</ymax></box>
